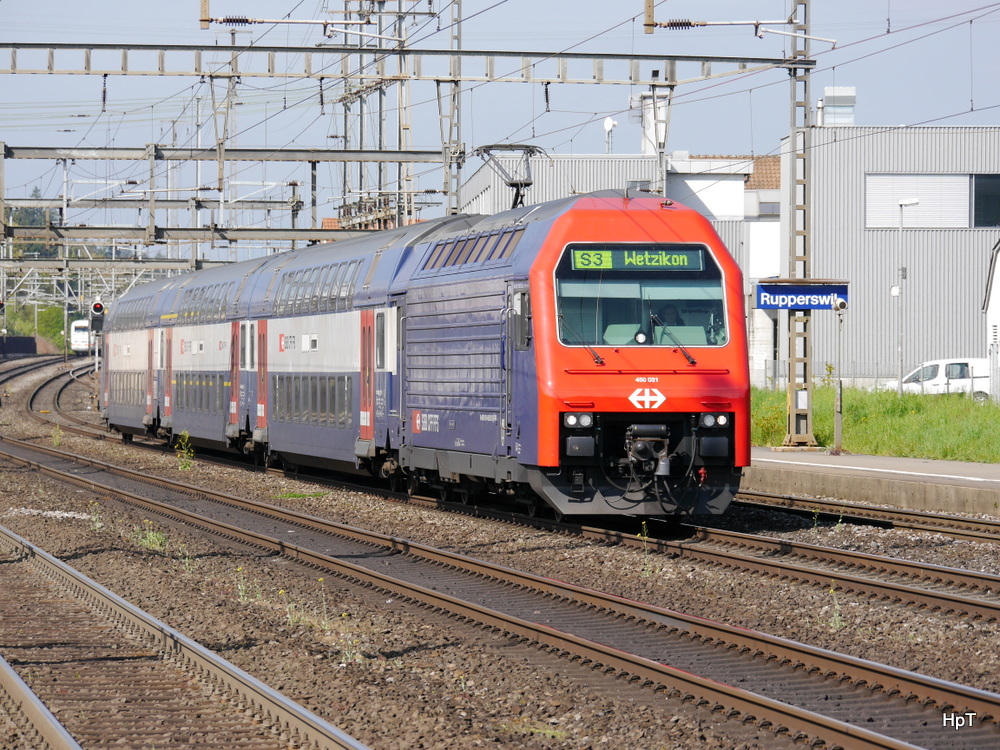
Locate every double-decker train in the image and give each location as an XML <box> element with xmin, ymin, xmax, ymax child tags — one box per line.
<box><xmin>101</xmin><ymin>191</ymin><xmax>750</xmax><ymax>518</ymax></box>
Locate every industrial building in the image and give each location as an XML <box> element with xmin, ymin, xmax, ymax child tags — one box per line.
<box><xmin>460</xmin><ymin>88</ymin><xmax>1000</xmax><ymax>390</ymax></box>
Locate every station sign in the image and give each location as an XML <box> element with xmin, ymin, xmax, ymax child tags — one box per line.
<box><xmin>756</xmin><ymin>282</ymin><xmax>848</xmax><ymax>310</ymax></box>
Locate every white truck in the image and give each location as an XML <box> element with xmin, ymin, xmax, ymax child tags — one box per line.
<box><xmin>881</xmin><ymin>358</ymin><xmax>991</xmax><ymax>402</ymax></box>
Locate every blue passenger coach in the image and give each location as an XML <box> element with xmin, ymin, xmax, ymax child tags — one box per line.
<box><xmin>102</xmin><ymin>191</ymin><xmax>750</xmax><ymax>518</ymax></box>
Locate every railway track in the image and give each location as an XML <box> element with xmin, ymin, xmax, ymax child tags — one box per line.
<box><xmin>1</xmin><ymin>436</ymin><xmax>999</xmax><ymax>749</ymax></box>
<box><xmin>0</xmin><ymin>355</ymin><xmax>65</xmax><ymax>404</ymax></box>
<box><xmin>34</xmin><ymin>365</ymin><xmax>1000</xmax><ymax>620</ymax></box>
<box><xmin>667</xmin><ymin>524</ymin><xmax>1000</xmax><ymax>620</ymax></box>
<box><xmin>26</xmin><ymin>364</ymin><xmax>109</xmax><ymax>439</ymax></box>
<box><xmin>0</xmin><ymin>651</ymin><xmax>81</xmax><ymax>750</ymax></box>
<box><xmin>0</xmin><ymin>522</ymin><xmax>367</xmax><ymax>750</ymax></box>
<box><xmin>736</xmin><ymin>491</ymin><xmax>1000</xmax><ymax>544</ymax></box>
<box><xmin>42</xmin><ymin>361</ymin><xmax>1000</xmax><ymax>548</ymax></box>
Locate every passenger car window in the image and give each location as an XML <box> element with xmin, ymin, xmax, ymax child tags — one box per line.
<box><xmin>945</xmin><ymin>363</ymin><xmax>970</xmax><ymax>379</ymax></box>
<box><xmin>904</xmin><ymin>365</ymin><xmax>938</xmax><ymax>384</ymax></box>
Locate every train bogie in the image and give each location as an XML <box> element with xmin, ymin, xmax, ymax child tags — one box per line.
<box><xmin>101</xmin><ymin>191</ymin><xmax>750</xmax><ymax>518</ymax></box>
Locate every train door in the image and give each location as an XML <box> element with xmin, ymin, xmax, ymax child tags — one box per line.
<box><xmin>163</xmin><ymin>328</ymin><xmax>173</xmax><ymax>427</ymax></box>
<box><xmin>502</xmin><ymin>284</ymin><xmax>531</xmax><ymax>450</ymax></box>
<box><xmin>154</xmin><ymin>328</ymin><xmax>166</xmax><ymax>420</ymax></box>
<box><xmin>359</xmin><ymin>309</ymin><xmax>375</xmax><ymax>445</ymax></box>
<box><xmin>144</xmin><ymin>329</ymin><xmax>155</xmax><ymax>427</ymax></box>
<box><xmin>226</xmin><ymin>321</ymin><xmax>240</xmax><ymax>438</ymax></box>
<box><xmin>388</xmin><ymin>295</ymin><xmax>407</xmax><ymax>452</ymax></box>
<box><xmin>256</xmin><ymin>320</ymin><xmax>268</xmax><ymax>438</ymax></box>
<box><xmin>237</xmin><ymin>321</ymin><xmax>258</xmax><ymax>438</ymax></box>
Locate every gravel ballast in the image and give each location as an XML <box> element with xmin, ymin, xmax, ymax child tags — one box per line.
<box><xmin>1</xmin><ymin>364</ymin><xmax>998</xmax><ymax>748</ymax></box>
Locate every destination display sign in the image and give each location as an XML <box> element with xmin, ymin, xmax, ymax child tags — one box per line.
<box><xmin>570</xmin><ymin>247</ymin><xmax>704</xmax><ymax>272</ymax></box>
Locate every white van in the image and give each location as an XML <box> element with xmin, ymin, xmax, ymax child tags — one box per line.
<box><xmin>882</xmin><ymin>358</ymin><xmax>991</xmax><ymax>402</ymax></box>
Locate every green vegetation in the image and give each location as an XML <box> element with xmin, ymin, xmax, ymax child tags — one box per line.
<box><xmin>752</xmin><ymin>386</ymin><xmax>1000</xmax><ymax>463</ymax></box>
<box><xmin>2</xmin><ymin>187</ymin><xmax>114</xmax><ymax>349</ymax></box>
<box><xmin>131</xmin><ymin>519</ymin><xmax>170</xmax><ymax>552</ymax></box>
<box><xmin>7</xmin><ymin>188</ymin><xmax>113</xmax><ymax>262</ymax></box>
<box><xmin>7</xmin><ymin>188</ymin><xmax>53</xmax><ymax>260</ymax></box>
<box><xmin>1</xmin><ymin>304</ymin><xmax>76</xmax><ymax>350</ymax></box>
<box><xmin>174</xmin><ymin>430</ymin><xmax>195</xmax><ymax>470</ymax></box>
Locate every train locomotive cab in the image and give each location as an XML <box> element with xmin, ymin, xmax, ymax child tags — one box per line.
<box><xmin>525</xmin><ymin>198</ymin><xmax>750</xmax><ymax>517</ymax></box>
<box><xmin>69</xmin><ymin>319</ymin><xmax>95</xmax><ymax>355</ymax></box>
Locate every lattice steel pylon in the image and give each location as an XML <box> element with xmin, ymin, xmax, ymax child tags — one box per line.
<box><xmin>783</xmin><ymin>0</ymin><xmax>817</xmax><ymax>446</ymax></box>
<box><xmin>3</xmin><ymin>3</ymin><xmax>811</xmax><ymax>252</ymax></box>
<box><xmin>438</xmin><ymin>0</ymin><xmax>464</xmax><ymax>215</ymax></box>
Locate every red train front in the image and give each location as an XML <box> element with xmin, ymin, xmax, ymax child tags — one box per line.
<box><xmin>520</xmin><ymin>194</ymin><xmax>750</xmax><ymax>517</ymax></box>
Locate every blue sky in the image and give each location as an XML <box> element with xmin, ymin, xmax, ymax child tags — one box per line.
<box><xmin>2</xmin><ymin>1</ymin><xmax>998</xmax><ymax>215</ymax></box>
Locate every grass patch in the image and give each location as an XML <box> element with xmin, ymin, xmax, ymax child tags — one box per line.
<box><xmin>130</xmin><ymin>519</ymin><xmax>169</xmax><ymax>552</ymax></box>
<box><xmin>174</xmin><ymin>430</ymin><xmax>195</xmax><ymax>470</ymax></box>
<box><xmin>498</xmin><ymin>718</ymin><xmax>570</xmax><ymax>740</ymax></box>
<box><xmin>752</xmin><ymin>386</ymin><xmax>1000</xmax><ymax>462</ymax></box>
<box><xmin>276</xmin><ymin>491</ymin><xmax>327</xmax><ymax>499</ymax></box>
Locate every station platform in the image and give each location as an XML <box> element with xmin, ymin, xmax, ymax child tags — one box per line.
<box><xmin>742</xmin><ymin>447</ymin><xmax>1000</xmax><ymax>516</ymax></box>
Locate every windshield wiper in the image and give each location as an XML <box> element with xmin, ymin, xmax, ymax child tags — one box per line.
<box><xmin>558</xmin><ymin>314</ymin><xmax>605</xmax><ymax>365</ymax></box>
<box><xmin>650</xmin><ymin>312</ymin><xmax>697</xmax><ymax>366</ymax></box>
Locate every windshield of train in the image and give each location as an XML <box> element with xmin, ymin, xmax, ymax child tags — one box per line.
<box><xmin>555</xmin><ymin>243</ymin><xmax>728</xmax><ymax>347</ymax></box>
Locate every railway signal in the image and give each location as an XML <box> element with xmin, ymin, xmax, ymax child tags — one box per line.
<box><xmin>90</xmin><ymin>299</ymin><xmax>105</xmax><ymax>332</ymax></box>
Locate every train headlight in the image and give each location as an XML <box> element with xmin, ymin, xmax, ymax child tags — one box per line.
<box><xmin>564</xmin><ymin>412</ymin><xmax>594</xmax><ymax>429</ymax></box>
<box><xmin>699</xmin><ymin>413</ymin><xmax>730</xmax><ymax>429</ymax></box>
<box><xmin>701</xmin><ymin>414</ymin><xmax>716</xmax><ymax>428</ymax></box>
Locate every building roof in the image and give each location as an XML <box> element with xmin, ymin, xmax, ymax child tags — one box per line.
<box><xmin>744</xmin><ymin>155</ymin><xmax>780</xmax><ymax>191</ymax></box>
<box><xmin>679</xmin><ymin>153</ymin><xmax>781</xmax><ymax>191</ymax></box>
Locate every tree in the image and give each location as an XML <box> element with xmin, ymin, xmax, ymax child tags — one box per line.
<box><xmin>9</xmin><ymin>187</ymin><xmax>57</xmax><ymax>259</ymax></box>
<box><xmin>36</xmin><ymin>306</ymin><xmax>68</xmax><ymax>343</ymax></box>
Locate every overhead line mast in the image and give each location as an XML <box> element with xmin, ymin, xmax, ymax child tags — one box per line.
<box><xmin>1</xmin><ymin>0</ymin><xmax>810</xmax><ymax>327</ymax></box>
<box><xmin>643</xmin><ymin>0</ymin><xmax>820</xmax><ymax>447</ymax></box>
<box><xmin>645</xmin><ymin>0</ymin><xmax>826</xmax><ymax>446</ymax></box>
<box><xmin>783</xmin><ymin>0</ymin><xmax>818</xmax><ymax>446</ymax></box>
<box><xmin>0</xmin><ymin>2</ymin><xmax>818</xmax><ymax>359</ymax></box>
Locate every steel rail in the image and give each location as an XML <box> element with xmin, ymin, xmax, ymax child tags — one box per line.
<box><xmin>52</xmin><ymin>364</ymin><xmax>102</xmax><ymax>430</ymax></box>
<box><xmin>0</xmin><ymin>454</ymin><xmax>922</xmax><ymax>749</ymax></box>
<box><xmin>684</xmin><ymin>524</ymin><xmax>1000</xmax><ymax>594</ymax></box>
<box><xmin>0</xmin><ymin>652</ymin><xmax>82</xmax><ymax>750</ymax></box>
<box><xmin>26</xmin><ymin>365</ymin><xmax>114</xmax><ymax>441</ymax></box>
<box><xmin>551</xmin><ymin>518</ymin><xmax>1000</xmax><ymax>621</ymax></box>
<box><xmin>0</xmin><ymin>356</ymin><xmax>64</xmax><ymax>390</ymax></box>
<box><xmin>5</xmin><ymin>430</ymin><xmax>1000</xmax><ymax>671</ymax></box>
<box><xmin>27</xmin><ymin>369</ymin><xmax>1000</xmax><ymax>618</ymax></box>
<box><xmin>736</xmin><ymin>491</ymin><xmax>1000</xmax><ymax>543</ymax></box>
<box><xmin>0</xmin><ymin>523</ymin><xmax>369</xmax><ymax>750</ymax></box>
<box><xmin>0</xmin><ymin>436</ymin><xmax>996</xmax><ymax>749</ymax></box>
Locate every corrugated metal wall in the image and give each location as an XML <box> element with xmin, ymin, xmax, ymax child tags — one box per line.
<box><xmin>709</xmin><ymin>220</ymin><xmax>745</xmax><ymax>269</ymax></box>
<box><xmin>806</xmin><ymin>127</ymin><xmax>1000</xmax><ymax>381</ymax></box>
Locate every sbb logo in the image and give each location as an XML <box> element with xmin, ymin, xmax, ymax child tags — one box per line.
<box><xmin>628</xmin><ymin>388</ymin><xmax>666</xmax><ymax>410</ymax></box>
